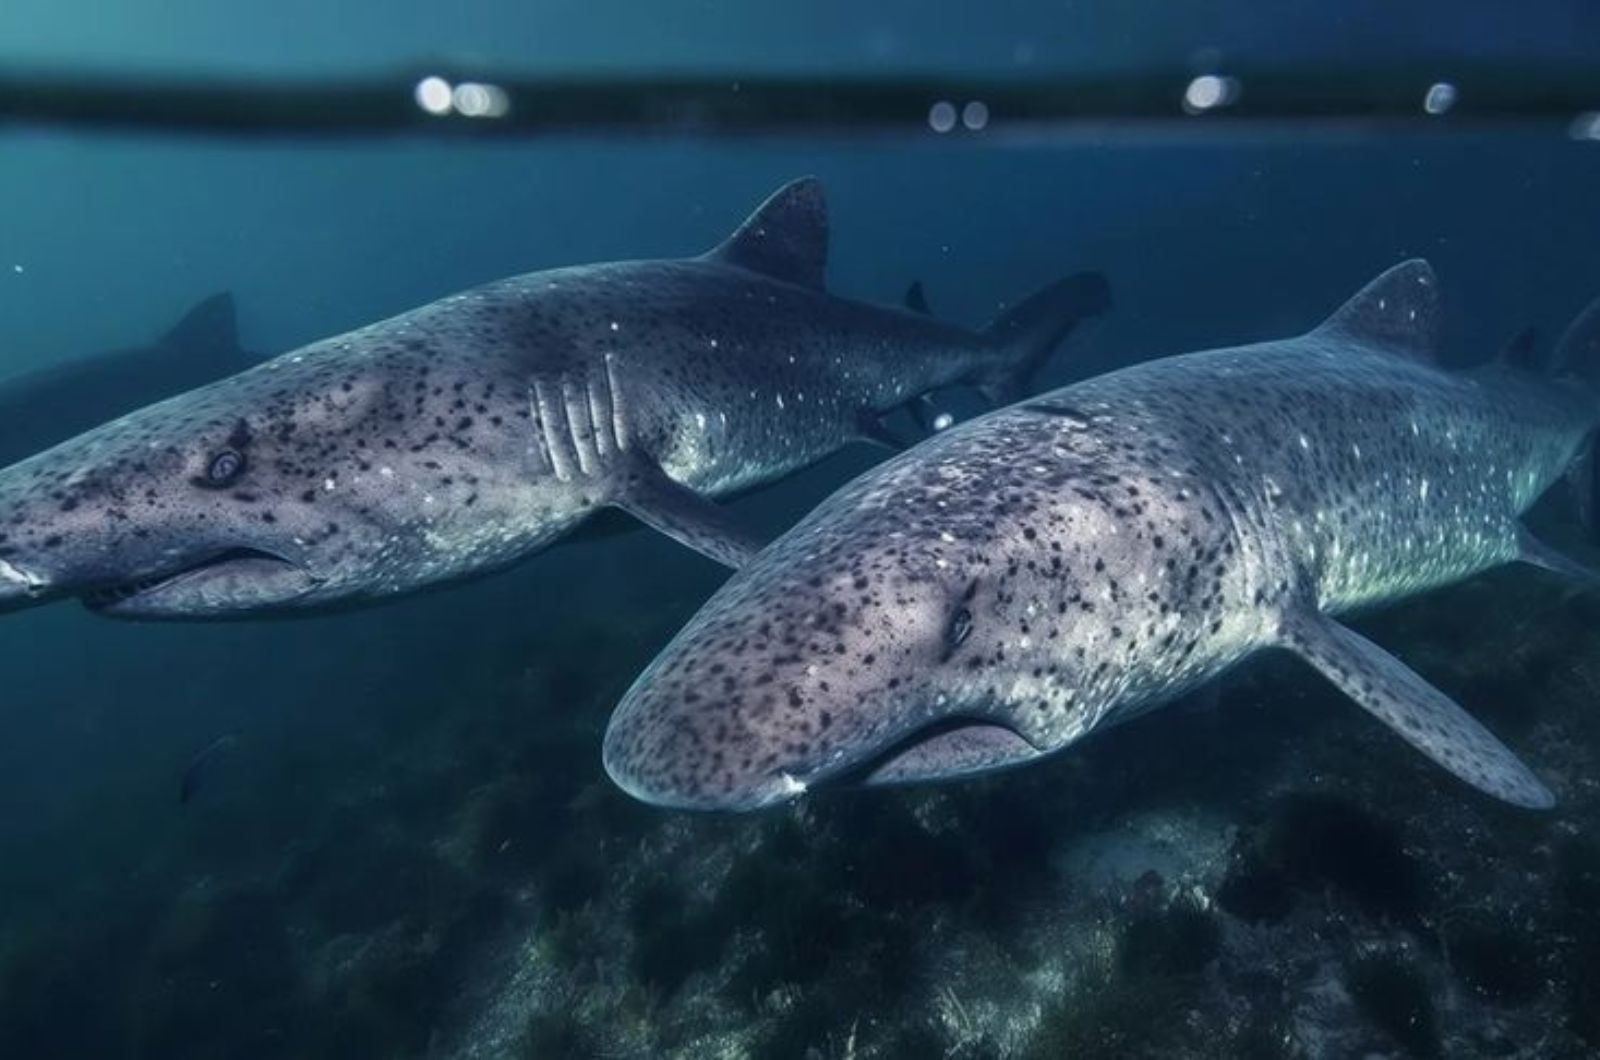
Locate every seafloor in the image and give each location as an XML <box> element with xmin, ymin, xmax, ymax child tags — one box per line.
<box><xmin>3</xmin><ymin>505</ymin><xmax>1600</xmax><ymax>1060</ymax></box>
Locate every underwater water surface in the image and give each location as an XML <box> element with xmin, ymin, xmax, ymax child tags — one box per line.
<box><xmin>4</xmin><ymin>3</ymin><xmax>1600</xmax><ymax>1059</ymax></box>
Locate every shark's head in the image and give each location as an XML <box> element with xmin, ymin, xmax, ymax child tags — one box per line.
<box><xmin>0</xmin><ymin>343</ymin><xmax>456</xmax><ymax>618</ymax></box>
<box><xmin>604</xmin><ymin>416</ymin><xmax>1140</xmax><ymax>811</ymax></box>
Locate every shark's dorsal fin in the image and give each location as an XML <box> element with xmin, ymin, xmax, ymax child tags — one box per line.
<box><xmin>904</xmin><ymin>281</ymin><xmax>932</xmax><ymax>315</ymax></box>
<box><xmin>1312</xmin><ymin>259</ymin><xmax>1440</xmax><ymax>362</ymax></box>
<box><xmin>163</xmin><ymin>292</ymin><xmax>241</xmax><ymax>356</ymax></box>
<box><xmin>704</xmin><ymin>177</ymin><xmax>828</xmax><ymax>290</ymax></box>
<box><xmin>1494</xmin><ymin>326</ymin><xmax>1546</xmax><ymax>373</ymax></box>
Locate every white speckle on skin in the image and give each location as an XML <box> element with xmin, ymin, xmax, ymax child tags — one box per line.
<box><xmin>323</xmin><ymin>478</ymin><xmax>336</xmax><ymax>491</ymax></box>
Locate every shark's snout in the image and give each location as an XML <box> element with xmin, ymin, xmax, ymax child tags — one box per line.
<box><xmin>602</xmin><ymin>685</ymin><xmax>812</xmax><ymax>812</ymax></box>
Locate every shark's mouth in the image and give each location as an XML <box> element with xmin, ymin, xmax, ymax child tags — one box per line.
<box><xmin>83</xmin><ymin>547</ymin><xmax>313</xmax><ymax>615</ymax></box>
<box><xmin>826</xmin><ymin>715</ymin><xmax>1044</xmax><ymax>790</ymax></box>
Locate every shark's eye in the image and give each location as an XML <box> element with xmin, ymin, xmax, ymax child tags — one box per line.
<box><xmin>205</xmin><ymin>449</ymin><xmax>246</xmax><ymax>486</ymax></box>
<box><xmin>942</xmin><ymin>607</ymin><xmax>973</xmax><ymax>660</ymax></box>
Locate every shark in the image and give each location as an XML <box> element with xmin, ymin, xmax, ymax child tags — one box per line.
<box><xmin>603</xmin><ymin>260</ymin><xmax>1600</xmax><ymax>813</ymax></box>
<box><xmin>0</xmin><ymin>292</ymin><xmax>255</xmax><ymax>469</ymax></box>
<box><xmin>0</xmin><ymin>177</ymin><xmax>1108</xmax><ymax>618</ymax></box>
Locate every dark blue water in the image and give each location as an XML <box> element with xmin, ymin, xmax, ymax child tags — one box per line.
<box><xmin>4</xmin><ymin>4</ymin><xmax>1600</xmax><ymax>1058</ymax></box>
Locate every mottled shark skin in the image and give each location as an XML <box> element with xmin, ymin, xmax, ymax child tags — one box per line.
<box><xmin>0</xmin><ymin>178</ymin><xmax>1107</xmax><ymax>618</ymax></box>
<box><xmin>605</xmin><ymin>261</ymin><xmax>1600</xmax><ymax>812</ymax></box>
<box><xmin>0</xmin><ymin>293</ymin><xmax>256</xmax><ymax>469</ymax></box>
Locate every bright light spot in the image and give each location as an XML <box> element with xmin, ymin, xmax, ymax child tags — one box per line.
<box><xmin>1423</xmin><ymin>82</ymin><xmax>1457</xmax><ymax>115</ymax></box>
<box><xmin>961</xmin><ymin>100</ymin><xmax>990</xmax><ymax>130</ymax></box>
<box><xmin>414</xmin><ymin>76</ymin><xmax>454</xmax><ymax>116</ymax></box>
<box><xmin>777</xmin><ymin>773</ymin><xmax>808</xmax><ymax>797</ymax></box>
<box><xmin>1182</xmin><ymin>74</ymin><xmax>1239</xmax><ymax>114</ymax></box>
<box><xmin>452</xmin><ymin>81</ymin><xmax>510</xmax><ymax>118</ymax></box>
<box><xmin>10</xmin><ymin>264</ymin><xmax>21</xmax><ymax>274</ymax></box>
<box><xmin>928</xmin><ymin>100</ymin><xmax>958</xmax><ymax>133</ymax></box>
<box><xmin>1572</xmin><ymin>112</ymin><xmax>1600</xmax><ymax>141</ymax></box>
<box><xmin>932</xmin><ymin>412</ymin><xmax>954</xmax><ymax>431</ymax></box>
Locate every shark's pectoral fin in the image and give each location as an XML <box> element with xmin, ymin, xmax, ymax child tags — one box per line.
<box><xmin>1277</xmin><ymin>608</ymin><xmax>1554</xmax><ymax>809</ymax></box>
<box><xmin>1517</xmin><ymin>528</ymin><xmax>1600</xmax><ymax>589</ymax></box>
<box><xmin>613</xmin><ymin>460</ymin><xmax>766</xmax><ymax>569</ymax></box>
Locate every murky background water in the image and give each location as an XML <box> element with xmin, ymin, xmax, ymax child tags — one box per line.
<box><xmin>4</xmin><ymin>3</ymin><xmax>1600</xmax><ymax>1057</ymax></box>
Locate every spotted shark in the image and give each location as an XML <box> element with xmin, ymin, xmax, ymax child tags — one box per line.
<box><xmin>605</xmin><ymin>260</ymin><xmax>1600</xmax><ymax>812</ymax></box>
<box><xmin>0</xmin><ymin>178</ymin><xmax>1108</xmax><ymax>617</ymax></box>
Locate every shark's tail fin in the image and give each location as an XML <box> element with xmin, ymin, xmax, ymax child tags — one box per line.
<box><xmin>1553</xmin><ymin>295</ymin><xmax>1600</xmax><ymax>538</ymax></box>
<box><xmin>974</xmin><ymin>271</ymin><xmax>1110</xmax><ymax>405</ymax></box>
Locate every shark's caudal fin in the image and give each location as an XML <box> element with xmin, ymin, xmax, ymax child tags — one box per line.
<box><xmin>1278</xmin><ymin>608</ymin><xmax>1554</xmax><ymax>809</ymax></box>
<box><xmin>162</xmin><ymin>292</ymin><xmax>242</xmax><ymax>357</ymax></box>
<box><xmin>975</xmin><ymin>271</ymin><xmax>1111</xmax><ymax>405</ymax></box>
<box><xmin>1310</xmin><ymin>259</ymin><xmax>1441</xmax><ymax>361</ymax></box>
<box><xmin>703</xmin><ymin>177</ymin><xmax>828</xmax><ymax>291</ymax></box>
<box><xmin>1518</xmin><ymin>527</ymin><xmax>1600</xmax><ymax>589</ymax></box>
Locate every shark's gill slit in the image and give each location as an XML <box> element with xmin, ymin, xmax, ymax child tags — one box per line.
<box><xmin>603</xmin><ymin>353</ymin><xmax>630</xmax><ymax>452</ymax></box>
<box><xmin>532</xmin><ymin>380</ymin><xmax>574</xmax><ymax>482</ymax></box>
<box><xmin>563</xmin><ymin>378</ymin><xmax>595</xmax><ymax>475</ymax></box>
<box><xmin>587</xmin><ymin>371</ymin><xmax>614</xmax><ymax>461</ymax></box>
